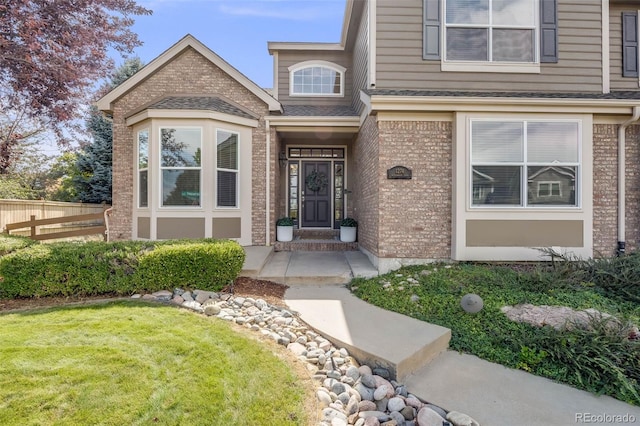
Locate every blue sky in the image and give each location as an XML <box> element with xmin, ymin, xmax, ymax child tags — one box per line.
<box><xmin>118</xmin><ymin>0</ymin><xmax>348</xmax><ymax>89</ymax></box>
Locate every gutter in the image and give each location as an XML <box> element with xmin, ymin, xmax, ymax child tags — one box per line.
<box><xmin>617</xmin><ymin>106</ymin><xmax>640</xmax><ymax>255</ymax></box>
<box><xmin>266</xmin><ymin>119</ymin><xmax>271</xmax><ymax>246</ymax></box>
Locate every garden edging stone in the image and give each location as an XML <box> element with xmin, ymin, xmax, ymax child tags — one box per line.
<box><xmin>136</xmin><ymin>288</ymin><xmax>480</xmax><ymax>426</ymax></box>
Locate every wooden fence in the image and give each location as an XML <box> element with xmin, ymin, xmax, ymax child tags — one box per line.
<box><xmin>1</xmin><ymin>200</ymin><xmax>111</xmax><ymax>241</ymax></box>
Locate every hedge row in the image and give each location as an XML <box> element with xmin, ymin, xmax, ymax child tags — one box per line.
<box><xmin>0</xmin><ymin>234</ymin><xmax>37</xmax><ymax>256</ymax></box>
<box><xmin>0</xmin><ymin>239</ymin><xmax>245</xmax><ymax>299</ymax></box>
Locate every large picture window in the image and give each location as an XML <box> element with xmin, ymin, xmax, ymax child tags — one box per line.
<box><xmin>160</xmin><ymin>127</ymin><xmax>202</xmax><ymax>207</ymax></box>
<box><xmin>445</xmin><ymin>0</ymin><xmax>536</xmax><ymax>63</ymax></box>
<box><xmin>217</xmin><ymin>130</ymin><xmax>238</xmax><ymax>208</ymax></box>
<box><xmin>471</xmin><ymin>120</ymin><xmax>580</xmax><ymax>207</ymax></box>
<box><xmin>138</xmin><ymin>129</ymin><xmax>149</xmax><ymax>208</ymax></box>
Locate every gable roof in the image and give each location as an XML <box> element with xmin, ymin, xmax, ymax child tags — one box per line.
<box><xmin>97</xmin><ymin>34</ymin><xmax>282</xmax><ymax>114</ymax></box>
<box><xmin>144</xmin><ymin>96</ymin><xmax>258</xmax><ymax>120</ymax></box>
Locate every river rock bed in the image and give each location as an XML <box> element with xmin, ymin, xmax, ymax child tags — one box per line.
<box><xmin>133</xmin><ymin>289</ymin><xmax>480</xmax><ymax>426</ymax></box>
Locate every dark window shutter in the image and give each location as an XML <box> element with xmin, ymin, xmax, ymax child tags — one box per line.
<box><xmin>623</xmin><ymin>12</ymin><xmax>639</xmax><ymax>77</ymax></box>
<box><xmin>540</xmin><ymin>0</ymin><xmax>558</xmax><ymax>63</ymax></box>
<box><xmin>423</xmin><ymin>0</ymin><xmax>440</xmax><ymax>60</ymax></box>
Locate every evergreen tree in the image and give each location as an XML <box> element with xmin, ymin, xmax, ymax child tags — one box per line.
<box><xmin>75</xmin><ymin>58</ymin><xmax>144</xmax><ymax>204</ymax></box>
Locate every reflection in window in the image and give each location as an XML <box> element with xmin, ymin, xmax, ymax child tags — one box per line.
<box><xmin>217</xmin><ymin>130</ymin><xmax>238</xmax><ymax>208</ymax></box>
<box><xmin>160</xmin><ymin>127</ymin><xmax>201</xmax><ymax>207</ymax></box>
<box><xmin>288</xmin><ymin>163</ymin><xmax>299</xmax><ymax>220</ymax></box>
<box><xmin>471</xmin><ymin>120</ymin><xmax>579</xmax><ymax>207</ymax></box>
<box><xmin>334</xmin><ymin>162</ymin><xmax>344</xmax><ymax>225</ymax></box>
<box><xmin>445</xmin><ymin>0</ymin><xmax>536</xmax><ymax>63</ymax></box>
<box><xmin>138</xmin><ymin>129</ymin><xmax>149</xmax><ymax>207</ymax></box>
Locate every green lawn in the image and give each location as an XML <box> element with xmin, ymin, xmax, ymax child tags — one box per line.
<box><xmin>0</xmin><ymin>302</ymin><xmax>312</xmax><ymax>425</ymax></box>
<box><xmin>350</xmin><ymin>262</ymin><xmax>640</xmax><ymax>405</ymax></box>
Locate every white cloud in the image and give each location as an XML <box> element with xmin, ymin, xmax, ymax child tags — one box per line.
<box><xmin>218</xmin><ymin>0</ymin><xmax>342</xmax><ymax>21</ymax></box>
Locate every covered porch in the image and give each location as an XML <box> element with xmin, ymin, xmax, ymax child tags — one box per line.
<box><xmin>268</xmin><ymin>107</ymin><xmax>360</xmax><ymax>249</ymax></box>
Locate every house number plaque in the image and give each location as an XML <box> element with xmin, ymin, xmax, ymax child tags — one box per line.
<box><xmin>387</xmin><ymin>166</ymin><xmax>412</xmax><ymax>180</ymax></box>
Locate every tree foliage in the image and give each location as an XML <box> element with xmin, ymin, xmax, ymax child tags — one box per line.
<box><xmin>75</xmin><ymin>58</ymin><xmax>144</xmax><ymax>204</ymax></box>
<box><xmin>0</xmin><ymin>0</ymin><xmax>151</xmax><ymax>141</ymax></box>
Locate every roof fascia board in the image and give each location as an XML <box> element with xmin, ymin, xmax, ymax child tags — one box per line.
<box><xmin>267</xmin><ymin>42</ymin><xmax>344</xmax><ymax>54</ymax></box>
<box><xmin>267</xmin><ymin>115</ymin><xmax>360</xmax><ymax>127</ymax></box>
<box><xmin>276</xmin><ymin>126</ymin><xmax>360</xmax><ymax>134</ymax></box>
<box><xmin>369</xmin><ymin>95</ymin><xmax>640</xmax><ymax>115</ymax></box>
<box><xmin>97</xmin><ymin>34</ymin><xmax>281</xmax><ymax>113</ymax></box>
<box><xmin>126</xmin><ymin>109</ymin><xmax>259</xmax><ymax>128</ymax></box>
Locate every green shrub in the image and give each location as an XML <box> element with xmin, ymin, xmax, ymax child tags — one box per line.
<box><xmin>539</xmin><ymin>248</ymin><xmax>640</xmax><ymax>303</ymax></box>
<box><xmin>0</xmin><ymin>234</ymin><xmax>37</xmax><ymax>256</ymax></box>
<box><xmin>0</xmin><ymin>239</ymin><xmax>245</xmax><ymax>298</ymax></box>
<box><xmin>134</xmin><ymin>240</ymin><xmax>245</xmax><ymax>292</ymax></box>
<box><xmin>276</xmin><ymin>217</ymin><xmax>294</xmax><ymax>226</ymax></box>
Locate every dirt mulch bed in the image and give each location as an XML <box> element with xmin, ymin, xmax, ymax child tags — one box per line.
<box><xmin>0</xmin><ymin>277</ymin><xmax>288</xmax><ymax>313</ymax></box>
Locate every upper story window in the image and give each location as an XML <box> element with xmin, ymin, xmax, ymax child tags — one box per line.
<box><xmin>445</xmin><ymin>0</ymin><xmax>536</xmax><ymax>62</ymax></box>
<box><xmin>289</xmin><ymin>61</ymin><xmax>345</xmax><ymax>97</ymax></box>
<box><xmin>424</xmin><ymin>0</ymin><xmax>558</xmax><ymax>71</ymax></box>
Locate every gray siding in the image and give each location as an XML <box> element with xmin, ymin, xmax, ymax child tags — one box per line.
<box><xmin>276</xmin><ymin>50</ymin><xmax>353</xmax><ymax>106</ymax></box>
<box><xmin>375</xmin><ymin>0</ymin><xmax>603</xmax><ymax>92</ymax></box>
<box><xmin>610</xmin><ymin>3</ymin><xmax>640</xmax><ymax>90</ymax></box>
<box><xmin>352</xmin><ymin>0</ymin><xmax>370</xmax><ymax>112</ymax></box>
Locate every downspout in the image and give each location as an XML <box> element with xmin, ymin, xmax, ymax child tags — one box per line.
<box><xmin>266</xmin><ymin>119</ymin><xmax>271</xmax><ymax>246</ymax></box>
<box><xmin>617</xmin><ymin>106</ymin><xmax>640</xmax><ymax>255</ymax></box>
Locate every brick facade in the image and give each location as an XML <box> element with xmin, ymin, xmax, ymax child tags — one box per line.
<box><xmin>353</xmin><ymin>115</ymin><xmax>380</xmax><ymax>256</ymax></box>
<box><xmin>110</xmin><ymin>47</ymin><xmax>270</xmax><ymax>243</ymax></box>
<box><xmin>593</xmin><ymin>124</ymin><xmax>640</xmax><ymax>256</ymax></box>
<box><xmin>377</xmin><ymin>121</ymin><xmax>452</xmax><ymax>260</ymax></box>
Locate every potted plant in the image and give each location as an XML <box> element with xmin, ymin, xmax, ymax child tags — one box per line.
<box><xmin>276</xmin><ymin>217</ymin><xmax>294</xmax><ymax>242</ymax></box>
<box><xmin>340</xmin><ymin>217</ymin><xmax>357</xmax><ymax>242</ymax></box>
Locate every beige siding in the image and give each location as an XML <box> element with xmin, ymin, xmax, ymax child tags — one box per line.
<box><xmin>610</xmin><ymin>3</ymin><xmax>640</xmax><ymax>90</ymax></box>
<box><xmin>276</xmin><ymin>51</ymin><xmax>353</xmax><ymax>106</ymax></box>
<box><xmin>352</xmin><ymin>0</ymin><xmax>369</xmax><ymax>112</ymax></box>
<box><xmin>375</xmin><ymin>0</ymin><xmax>603</xmax><ymax>92</ymax></box>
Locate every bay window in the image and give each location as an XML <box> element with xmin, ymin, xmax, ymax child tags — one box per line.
<box><xmin>216</xmin><ymin>129</ymin><xmax>239</xmax><ymax>208</ymax></box>
<box><xmin>160</xmin><ymin>127</ymin><xmax>202</xmax><ymax>207</ymax></box>
<box><xmin>471</xmin><ymin>120</ymin><xmax>580</xmax><ymax>207</ymax></box>
<box><xmin>138</xmin><ymin>129</ymin><xmax>149</xmax><ymax>208</ymax></box>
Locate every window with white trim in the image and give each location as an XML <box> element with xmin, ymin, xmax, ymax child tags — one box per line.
<box><xmin>160</xmin><ymin>127</ymin><xmax>202</xmax><ymax>207</ymax></box>
<box><xmin>471</xmin><ymin>120</ymin><xmax>580</xmax><ymax>207</ymax></box>
<box><xmin>138</xmin><ymin>129</ymin><xmax>149</xmax><ymax>208</ymax></box>
<box><xmin>216</xmin><ymin>129</ymin><xmax>238</xmax><ymax>208</ymax></box>
<box><xmin>445</xmin><ymin>0</ymin><xmax>536</xmax><ymax>63</ymax></box>
<box><xmin>289</xmin><ymin>61</ymin><xmax>345</xmax><ymax>96</ymax></box>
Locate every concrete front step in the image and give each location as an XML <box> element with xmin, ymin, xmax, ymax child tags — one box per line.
<box><xmin>284</xmin><ymin>285</ymin><xmax>451</xmax><ymax>383</ymax></box>
<box><xmin>257</xmin><ymin>251</ymin><xmax>354</xmax><ymax>285</ymax></box>
<box><xmin>274</xmin><ymin>239</ymin><xmax>358</xmax><ymax>252</ymax></box>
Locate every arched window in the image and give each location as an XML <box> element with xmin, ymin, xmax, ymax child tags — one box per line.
<box><xmin>289</xmin><ymin>61</ymin><xmax>345</xmax><ymax>96</ymax></box>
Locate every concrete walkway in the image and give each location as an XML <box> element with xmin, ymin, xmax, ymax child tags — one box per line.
<box><xmin>240</xmin><ymin>247</ymin><xmax>640</xmax><ymax>426</ymax></box>
<box><xmin>240</xmin><ymin>246</ymin><xmax>378</xmax><ymax>284</ymax></box>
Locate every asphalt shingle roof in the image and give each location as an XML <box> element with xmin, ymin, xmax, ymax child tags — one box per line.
<box><xmin>147</xmin><ymin>96</ymin><xmax>257</xmax><ymax>119</ymax></box>
<box><xmin>281</xmin><ymin>105</ymin><xmax>358</xmax><ymax>117</ymax></box>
